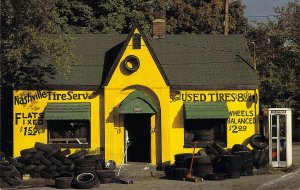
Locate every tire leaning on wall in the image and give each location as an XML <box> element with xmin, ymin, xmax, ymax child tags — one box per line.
<box><xmin>73</xmin><ymin>173</ymin><xmax>99</xmax><ymax>189</ymax></box>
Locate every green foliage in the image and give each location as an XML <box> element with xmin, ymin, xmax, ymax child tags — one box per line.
<box><xmin>55</xmin><ymin>0</ymin><xmax>247</xmax><ymax>35</ymax></box>
<box><xmin>1</xmin><ymin>0</ymin><xmax>78</xmax><ymax>88</ymax></box>
<box><xmin>247</xmin><ymin>1</ymin><xmax>300</xmax><ymax>113</ymax></box>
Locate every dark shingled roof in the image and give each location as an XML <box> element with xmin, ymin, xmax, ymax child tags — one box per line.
<box><xmin>45</xmin><ymin>33</ymin><xmax>258</xmax><ymax>90</ymax></box>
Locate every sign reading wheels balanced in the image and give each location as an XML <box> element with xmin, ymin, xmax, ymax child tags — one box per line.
<box><xmin>9</xmin><ymin>24</ymin><xmax>259</xmax><ymax>166</ymax></box>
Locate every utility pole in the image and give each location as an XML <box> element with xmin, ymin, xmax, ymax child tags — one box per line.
<box><xmin>224</xmin><ymin>0</ymin><xmax>229</xmax><ymax>35</ymax></box>
<box><xmin>252</xmin><ymin>42</ymin><xmax>257</xmax><ymax>70</ymax></box>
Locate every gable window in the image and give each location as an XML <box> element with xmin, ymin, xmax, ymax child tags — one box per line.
<box><xmin>44</xmin><ymin>103</ymin><xmax>91</xmax><ymax>148</ymax></box>
<box><xmin>133</xmin><ymin>33</ymin><xmax>141</xmax><ymax>49</ymax></box>
<box><xmin>183</xmin><ymin>102</ymin><xmax>229</xmax><ymax>148</ymax></box>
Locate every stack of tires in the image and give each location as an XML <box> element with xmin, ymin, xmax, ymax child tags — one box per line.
<box><xmin>221</xmin><ymin>155</ymin><xmax>242</xmax><ymax>179</ymax></box>
<box><xmin>188</xmin><ymin>156</ymin><xmax>213</xmax><ymax>178</ymax></box>
<box><xmin>250</xmin><ymin>134</ymin><xmax>268</xmax><ymax>169</ymax></box>
<box><xmin>0</xmin><ymin>152</ymin><xmax>22</xmax><ymax>187</ymax></box>
<box><xmin>205</xmin><ymin>143</ymin><xmax>243</xmax><ymax>180</ymax></box>
<box><xmin>165</xmin><ymin>154</ymin><xmax>191</xmax><ymax>180</ymax></box>
<box><xmin>205</xmin><ymin>143</ymin><xmax>228</xmax><ymax>175</ymax></box>
<box><xmin>192</xmin><ymin>128</ymin><xmax>214</xmax><ymax>147</ymax></box>
<box><xmin>231</xmin><ymin>144</ymin><xmax>253</xmax><ymax>176</ymax></box>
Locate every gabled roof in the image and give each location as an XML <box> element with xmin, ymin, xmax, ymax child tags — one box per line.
<box><xmin>43</xmin><ymin>27</ymin><xmax>259</xmax><ymax>90</ymax></box>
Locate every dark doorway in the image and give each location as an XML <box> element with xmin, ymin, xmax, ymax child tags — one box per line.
<box><xmin>124</xmin><ymin>114</ymin><xmax>151</xmax><ymax>162</ymax></box>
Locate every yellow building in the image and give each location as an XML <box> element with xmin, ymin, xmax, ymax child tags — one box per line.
<box><xmin>11</xmin><ymin>22</ymin><xmax>259</xmax><ymax>165</ymax></box>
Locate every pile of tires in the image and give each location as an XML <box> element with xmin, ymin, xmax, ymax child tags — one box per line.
<box><xmin>231</xmin><ymin>144</ymin><xmax>253</xmax><ymax>176</ymax></box>
<box><xmin>250</xmin><ymin>134</ymin><xmax>268</xmax><ymax>169</ymax></box>
<box><xmin>164</xmin><ymin>153</ymin><xmax>191</xmax><ymax>180</ymax></box>
<box><xmin>192</xmin><ymin>128</ymin><xmax>214</xmax><ymax>147</ymax></box>
<box><xmin>221</xmin><ymin>154</ymin><xmax>242</xmax><ymax>179</ymax></box>
<box><xmin>0</xmin><ymin>152</ymin><xmax>22</xmax><ymax>187</ymax></box>
<box><xmin>189</xmin><ymin>156</ymin><xmax>213</xmax><ymax>178</ymax></box>
<box><xmin>11</xmin><ymin>142</ymin><xmax>80</xmax><ymax>179</ymax></box>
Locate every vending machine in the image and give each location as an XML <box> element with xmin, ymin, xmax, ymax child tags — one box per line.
<box><xmin>268</xmin><ymin>108</ymin><xmax>292</xmax><ymax>167</ymax></box>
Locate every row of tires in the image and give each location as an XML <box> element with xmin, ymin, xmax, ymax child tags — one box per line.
<box><xmin>54</xmin><ymin>170</ymin><xmax>116</xmax><ymax>189</ymax></box>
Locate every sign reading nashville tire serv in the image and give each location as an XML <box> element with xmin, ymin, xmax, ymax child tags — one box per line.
<box><xmin>170</xmin><ymin>90</ymin><xmax>258</xmax><ymax>135</ymax></box>
<box><xmin>13</xmin><ymin>90</ymin><xmax>100</xmax><ymax>157</ymax></box>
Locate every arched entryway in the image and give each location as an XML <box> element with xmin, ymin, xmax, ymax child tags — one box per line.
<box><xmin>119</xmin><ymin>90</ymin><xmax>158</xmax><ymax>163</ymax></box>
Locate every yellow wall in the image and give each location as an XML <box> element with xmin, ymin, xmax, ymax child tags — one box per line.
<box><xmin>169</xmin><ymin>89</ymin><xmax>259</xmax><ymax>162</ymax></box>
<box><xmin>104</xmin><ymin>28</ymin><xmax>170</xmax><ymax>165</ymax></box>
<box><xmin>13</xmin><ymin>90</ymin><xmax>100</xmax><ymax>157</ymax></box>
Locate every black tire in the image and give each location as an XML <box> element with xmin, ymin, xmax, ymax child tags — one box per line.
<box><xmin>2</xmin><ymin>176</ymin><xmax>22</xmax><ymax>186</ymax></box>
<box><xmin>254</xmin><ymin>150</ymin><xmax>266</xmax><ymax>168</ymax></box>
<box><xmin>171</xmin><ymin>168</ymin><xmax>189</xmax><ymax>180</ymax></box>
<box><xmin>45</xmin><ymin>147</ymin><xmax>61</xmax><ymax>158</ymax></box>
<box><xmin>174</xmin><ymin>153</ymin><xmax>192</xmax><ymax>161</ymax></box>
<box><xmin>193</xmin><ymin>165</ymin><xmax>213</xmax><ymax>177</ymax></box>
<box><xmin>24</xmin><ymin>164</ymin><xmax>36</xmax><ymax>172</ymax></box>
<box><xmin>250</xmin><ymin>134</ymin><xmax>268</xmax><ymax>150</ymax></box>
<box><xmin>73</xmin><ymin>173</ymin><xmax>99</xmax><ymax>189</ymax></box>
<box><xmin>0</xmin><ymin>178</ymin><xmax>10</xmax><ymax>187</ymax></box>
<box><xmin>56</xmin><ymin>171</ymin><xmax>74</xmax><ymax>178</ymax></box>
<box><xmin>232</xmin><ymin>144</ymin><xmax>251</xmax><ymax>153</ymax></box>
<box><xmin>75</xmin><ymin>157</ymin><xmax>95</xmax><ymax>167</ymax></box>
<box><xmin>26</xmin><ymin>158</ymin><xmax>41</xmax><ymax>165</ymax></box>
<box><xmin>99</xmin><ymin>177</ymin><xmax>113</xmax><ymax>184</ymax></box>
<box><xmin>0</xmin><ymin>151</ymin><xmax>5</xmax><ymax>159</ymax></box>
<box><xmin>68</xmin><ymin>150</ymin><xmax>88</xmax><ymax>161</ymax></box>
<box><xmin>75</xmin><ymin>166</ymin><xmax>95</xmax><ymax>175</ymax></box>
<box><xmin>212</xmin><ymin>143</ymin><xmax>229</xmax><ymax>155</ymax></box>
<box><xmin>0</xmin><ymin>170</ymin><xmax>20</xmax><ymax>178</ymax></box>
<box><xmin>0</xmin><ymin>162</ymin><xmax>13</xmax><ymax>171</ymax></box>
<box><xmin>33</xmin><ymin>150</ymin><xmax>45</xmax><ymax>159</ymax></box>
<box><xmin>40</xmin><ymin>170</ymin><xmax>53</xmax><ymax>179</ymax></box>
<box><xmin>39</xmin><ymin>155</ymin><xmax>52</xmax><ymax>166</ymax></box>
<box><xmin>55</xmin><ymin>177</ymin><xmax>73</xmax><ymax>189</ymax></box>
<box><xmin>35</xmin><ymin>142</ymin><xmax>52</xmax><ymax>152</ymax></box>
<box><xmin>16</xmin><ymin>167</ymin><xmax>27</xmax><ymax>175</ymax></box>
<box><xmin>20</xmin><ymin>148</ymin><xmax>37</xmax><ymax>156</ymax></box>
<box><xmin>29</xmin><ymin>171</ymin><xmax>41</xmax><ymax>178</ymax></box>
<box><xmin>96</xmin><ymin>170</ymin><xmax>115</xmax><ymax>178</ymax></box>
<box><xmin>193</xmin><ymin>156</ymin><xmax>211</xmax><ymax>164</ymax></box>
<box><xmin>33</xmin><ymin>164</ymin><xmax>47</xmax><ymax>172</ymax></box>
<box><xmin>175</xmin><ymin>160</ymin><xmax>185</xmax><ymax>168</ymax></box>
<box><xmin>205</xmin><ymin>145</ymin><xmax>219</xmax><ymax>156</ymax></box>
<box><xmin>7</xmin><ymin>157</ymin><xmax>24</xmax><ymax>168</ymax></box>
<box><xmin>95</xmin><ymin>160</ymin><xmax>103</xmax><ymax>170</ymax></box>
<box><xmin>50</xmin><ymin>157</ymin><xmax>63</xmax><ymax>167</ymax></box>
<box><xmin>49</xmin><ymin>170</ymin><xmax>60</xmax><ymax>178</ymax></box>
<box><xmin>56</xmin><ymin>149</ymin><xmax>71</xmax><ymax>157</ymax></box>
<box><xmin>57</xmin><ymin>156</ymin><xmax>74</xmax><ymax>165</ymax></box>
<box><xmin>18</xmin><ymin>153</ymin><xmax>33</xmax><ymax>163</ymax></box>
<box><xmin>48</xmin><ymin>164</ymin><xmax>58</xmax><ymax>171</ymax></box>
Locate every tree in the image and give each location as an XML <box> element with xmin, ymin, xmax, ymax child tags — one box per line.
<box><xmin>166</xmin><ymin>0</ymin><xmax>247</xmax><ymax>34</ymax></box>
<box><xmin>247</xmin><ymin>1</ymin><xmax>300</xmax><ymax>113</ymax></box>
<box><xmin>1</xmin><ymin>0</ymin><xmax>78</xmax><ymax>88</ymax></box>
<box><xmin>54</xmin><ymin>0</ymin><xmax>247</xmax><ymax>35</ymax></box>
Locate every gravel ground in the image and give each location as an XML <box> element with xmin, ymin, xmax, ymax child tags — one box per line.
<box><xmin>3</xmin><ymin>168</ymin><xmax>300</xmax><ymax>190</ymax></box>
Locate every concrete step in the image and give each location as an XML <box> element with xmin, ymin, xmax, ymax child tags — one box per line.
<box><xmin>116</xmin><ymin>162</ymin><xmax>165</xmax><ymax>180</ymax></box>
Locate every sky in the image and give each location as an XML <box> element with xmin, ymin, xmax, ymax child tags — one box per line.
<box><xmin>241</xmin><ymin>0</ymin><xmax>294</xmax><ymax>23</ymax></box>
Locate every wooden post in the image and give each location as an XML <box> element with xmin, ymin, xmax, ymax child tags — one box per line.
<box><xmin>224</xmin><ymin>0</ymin><xmax>229</xmax><ymax>35</ymax></box>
